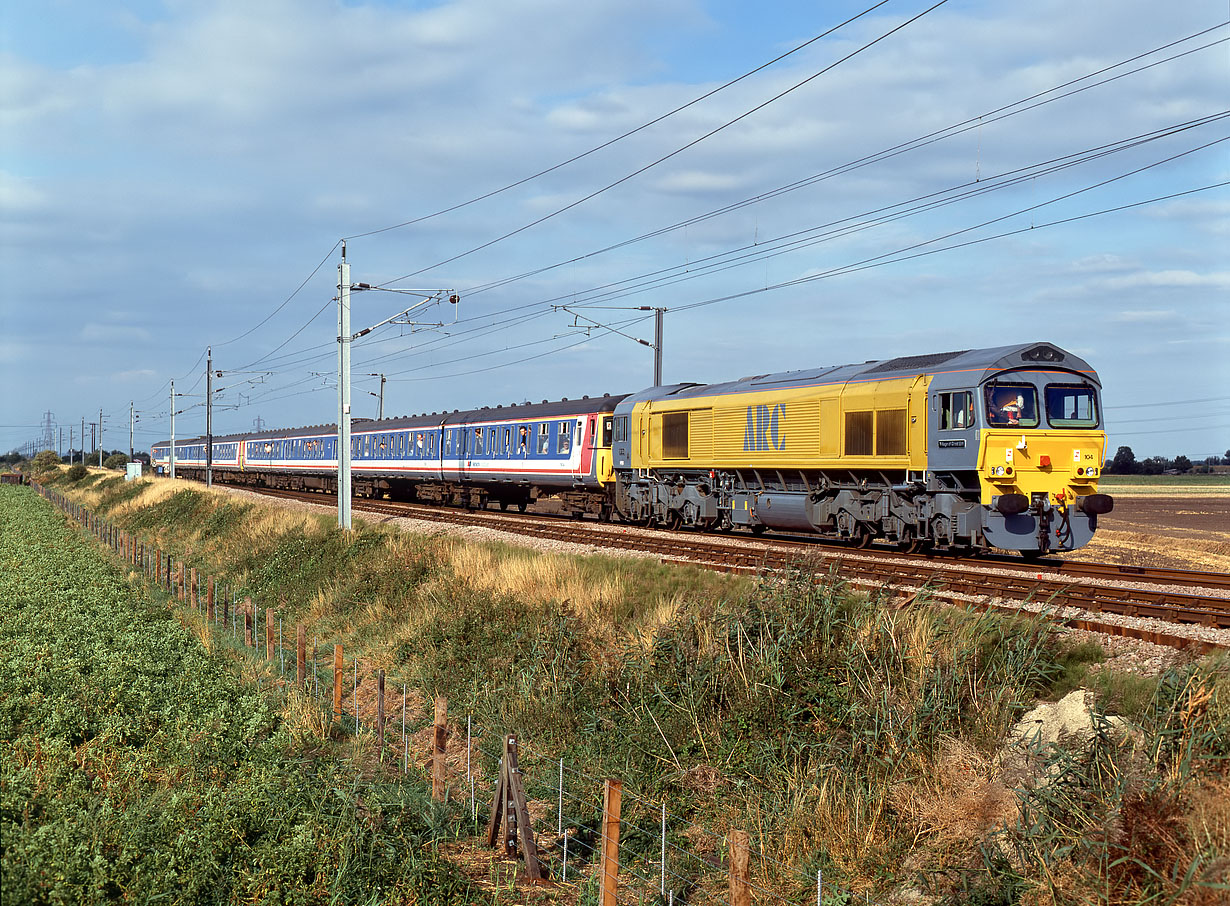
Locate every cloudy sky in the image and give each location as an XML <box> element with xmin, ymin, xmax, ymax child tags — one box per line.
<box><xmin>2</xmin><ymin>0</ymin><xmax>1227</xmax><ymax>460</ymax></box>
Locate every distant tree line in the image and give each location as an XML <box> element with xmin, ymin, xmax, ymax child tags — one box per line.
<box><xmin>1103</xmin><ymin>446</ymin><xmax>1230</xmax><ymax>474</ymax></box>
<box><xmin>1</xmin><ymin>449</ymin><xmax>147</xmax><ymax>470</ymax></box>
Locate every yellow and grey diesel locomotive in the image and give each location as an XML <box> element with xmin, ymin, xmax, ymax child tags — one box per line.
<box><xmin>609</xmin><ymin>342</ymin><xmax>1113</xmax><ymax>554</ymax></box>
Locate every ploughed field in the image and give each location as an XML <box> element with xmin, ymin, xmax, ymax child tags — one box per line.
<box><xmin>1065</xmin><ymin>476</ymin><xmax>1230</xmax><ymax>573</ymax></box>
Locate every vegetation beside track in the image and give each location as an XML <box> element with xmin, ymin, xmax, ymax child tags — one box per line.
<box><xmin>0</xmin><ymin>483</ymin><xmax>485</xmax><ymax>905</ymax></box>
<box><xmin>24</xmin><ymin>469</ymin><xmax>1230</xmax><ymax>904</ymax></box>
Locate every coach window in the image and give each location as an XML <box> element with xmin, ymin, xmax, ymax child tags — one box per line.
<box><xmin>601</xmin><ymin>416</ymin><xmax>614</xmax><ymax>447</ymax></box>
<box><xmin>502</xmin><ymin>427</ymin><xmax>511</xmax><ymax>456</ymax></box>
<box><xmin>537</xmin><ymin>422</ymin><xmax>550</xmax><ymax>455</ymax></box>
<box><xmin>556</xmin><ymin>421</ymin><xmax>572</xmax><ymax>455</ymax></box>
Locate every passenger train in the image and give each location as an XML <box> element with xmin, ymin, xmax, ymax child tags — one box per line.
<box><xmin>152</xmin><ymin>341</ymin><xmax>1113</xmax><ymax>555</ymax></box>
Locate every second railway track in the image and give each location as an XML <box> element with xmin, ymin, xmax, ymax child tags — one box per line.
<box><xmin>246</xmin><ymin>486</ymin><xmax>1230</xmax><ymax>652</ymax></box>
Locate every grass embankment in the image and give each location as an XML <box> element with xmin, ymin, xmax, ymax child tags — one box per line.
<box><xmin>0</xmin><ymin>483</ymin><xmax>485</xmax><ymax>905</ymax></box>
<box><xmin>27</xmin><ymin>469</ymin><xmax>1230</xmax><ymax>904</ymax></box>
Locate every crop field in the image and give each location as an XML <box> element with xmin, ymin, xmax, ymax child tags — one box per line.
<box><xmin>9</xmin><ymin>470</ymin><xmax>1230</xmax><ymax>905</ymax></box>
<box><xmin>0</xmin><ymin>484</ymin><xmax>484</xmax><ymax>905</ymax></box>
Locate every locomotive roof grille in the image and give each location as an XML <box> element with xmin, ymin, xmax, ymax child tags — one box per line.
<box><xmin>862</xmin><ymin>349</ymin><xmax>970</xmax><ymax>375</ymax></box>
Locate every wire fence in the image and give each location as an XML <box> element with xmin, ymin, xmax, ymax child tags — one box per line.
<box><xmin>35</xmin><ymin>482</ymin><xmax>845</xmax><ymax>905</ymax></box>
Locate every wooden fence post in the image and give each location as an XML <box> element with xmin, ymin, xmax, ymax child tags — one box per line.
<box><xmin>433</xmin><ymin>697</ymin><xmax>448</xmax><ymax>801</ymax></box>
<box><xmin>599</xmin><ymin>779</ymin><xmax>622</xmax><ymax>906</ymax></box>
<box><xmin>265</xmin><ymin>609</ymin><xmax>274</xmax><ymax>661</ymax></box>
<box><xmin>484</xmin><ymin>735</ymin><xmax>546</xmax><ymax>880</ymax></box>
<box><xmin>333</xmin><ymin>644</ymin><xmax>344</xmax><ymax>723</ymax></box>
<box><xmin>244</xmin><ymin>597</ymin><xmax>254</xmax><ymax>647</ymax></box>
<box><xmin>296</xmin><ymin>624</ymin><xmax>306</xmax><ymax>688</ymax></box>
<box><xmin>376</xmin><ymin>670</ymin><xmax>386</xmax><ymax>762</ymax></box>
<box><xmin>729</xmin><ymin>830</ymin><xmax>750</xmax><ymax>906</ymax></box>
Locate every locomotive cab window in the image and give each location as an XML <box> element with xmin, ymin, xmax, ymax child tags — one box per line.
<box><xmin>613</xmin><ymin>416</ymin><xmax>628</xmax><ymax>444</ymax></box>
<box><xmin>601</xmin><ymin>416</ymin><xmax>614</xmax><ymax>447</ymax></box>
<box><xmin>939</xmin><ymin>391</ymin><xmax>975</xmax><ymax>430</ymax></box>
<box><xmin>985</xmin><ymin>384</ymin><xmax>1039</xmax><ymax>428</ymax></box>
<box><xmin>1046</xmin><ymin>384</ymin><xmax>1099</xmax><ymax>428</ymax></box>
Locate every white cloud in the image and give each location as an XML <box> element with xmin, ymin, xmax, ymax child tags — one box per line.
<box><xmin>79</xmin><ymin>324</ymin><xmax>152</xmax><ymax>343</ymax></box>
<box><xmin>1102</xmin><ymin>270</ymin><xmax>1230</xmax><ymax>290</ymax></box>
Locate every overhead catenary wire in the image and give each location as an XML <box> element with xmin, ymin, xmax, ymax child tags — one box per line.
<box><xmin>378</xmin><ymin>0</ymin><xmax>953</xmax><ymax>286</ymax></box>
<box><xmin>341</xmin><ymin>0</ymin><xmax>898</xmax><ymax>242</ymax></box>
<box><xmin>181</xmin><ymin>29</ymin><xmax>1228</xmax><ymax>413</ymax></box>
<box><xmin>458</xmin><ymin>27</ymin><xmax>1230</xmax><ymax>302</ymax></box>
<box><xmin>124</xmin><ymin>32</ymin><xmax>1220</xmax><ymax>445</ymax></box>
<box><xmin>211</xmin><ymin>116</ymin><xmax>1229</xmax><ymax>410</ymax></box>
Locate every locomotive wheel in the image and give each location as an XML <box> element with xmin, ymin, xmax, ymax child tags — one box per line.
<box><xmin>500</xmin><ymin>499</ymin><xmax>510</xmax><ymax>511</ymax></box>
<box><xmin>854</xmin><ymin>527</ymin><xmax>874</xmax><ymax>549</ymax></box>
<box><xmin>898</xmin><ymin>536</ymin><xmax>924</xmax><ymax>555</ymax></box>
<box><xmin>518</xmin><ymin>502</ymin><xmax>528</xmax><ymax>513</ymax></box>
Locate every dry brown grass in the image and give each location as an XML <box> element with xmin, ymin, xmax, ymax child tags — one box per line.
<box><xmin>890</xmin><ymin>739</ymin><xmax>1016</xmax><ymax>851</ymax></box>
<box><xmin>440</xmin><ymin>541</ymin><xmax>622</xmax><ymax>621</ymax></box>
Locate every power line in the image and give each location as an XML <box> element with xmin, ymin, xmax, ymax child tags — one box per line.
<box><xmin>1105</xmin><ymin>395</ymin><xmax>1230</xmax><ymax>410</ymax></box>
<box><xmin>186</xmin><ymin>25</ymin><xmax>1227</xmax><ymax>416</ymax></box>
<box><xmin>458</xmin><ymin>27</ymin><xmax>1229</xmax><ymax>301</ymax></box>
<box><xmin>341</xmin><ymin>1</ymin><xmax>897</xmax><ymax>241</ymax></box>
<box><xmin>379</xmin><ymin>0</ymin><xmax>953</xmax><ymax>286</ymax></box>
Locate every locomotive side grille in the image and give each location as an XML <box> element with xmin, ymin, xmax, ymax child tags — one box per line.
<box><xmin>845</xmin><ymin>412</ymin><xmax>873</xmax><ymax>456</ymax></box>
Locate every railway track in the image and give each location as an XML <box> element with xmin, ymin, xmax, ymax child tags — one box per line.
<box><xmin>246</xmin><ymin>485</ymin><xmax>1229</xmax><ymax>652</ymax></box>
